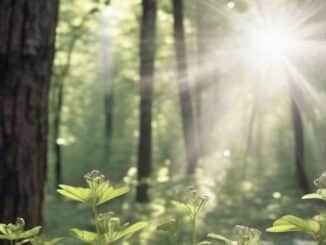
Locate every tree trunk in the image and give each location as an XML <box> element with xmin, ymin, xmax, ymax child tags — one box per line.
<box><xmin>0</xmin><ymin>0</ymin><xmax>58</xmax><ymax>228</ymax></box>
<box><xmin>194</xmin><ymin>0</ymin><xmax>205</xmax><ymax>158</ymax></box>
<box><xmin>290</xmin><ymin>94</ymin><xmax>310</xmax><ymax>193</ymax></box>
<box><xmin>172</xmin><ymin>0</ymin><xmax>198</xmax><ymax>176</ymax></box>
<box><xmin>53</xmin><ymin>82</ymin><xmax>63</xmax><ymax>188</ymax></box>
<box><xmin>100</xmin><ymin>7</ymin><xmax>114</xmax><ymax>166</ymax></box>
<box><xmin>52</xmin><ymin>9</ymin><xmax>98</xmax><ymax>190</ymax></box>
<box><xmin>136</xmin><ymin>0</ymin><xmax>157</xmax><ymax>203</ymax></box>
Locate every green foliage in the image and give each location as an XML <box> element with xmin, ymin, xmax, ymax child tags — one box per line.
<box><xmin>0</xmin><ymin>218</ymin><xmax>41</xmax><ymax>243</ymax></box>
<box><xmin>208</xmin><ymin>225</ymin><xmax>261</xmax><ymax>245</ymax></box>
<box><xmin>58</xmin><ymin>170</ymin><xmax>147</xmax><ymax>244</ymax></box>
<box><xmin>0</xmin><ymin>218</ymin><xmax>61</xmax><ymax>245</ymax></box>
<box><xmin>171</xmin><ymin>189</ymin><xmax>209</xmax><ymax>245</ymax></box>
<box><xmin>2</xmin><ymin>170</ymin><xmax>326</xmax><ymax>244</ymax></box>
<box><xmin>58</xmin><ymin>170</ymin><xmax>129</xmax><ymax>207</ymax></box>
<box><xmin>267</xmin><ymin>172</ymin><xmax>326</xmax><ymax>245</ymax></box>
<box><xmin>0</xmin><ymin>170</ymin><xmax>144</xmax><ymax>245</ymax></box>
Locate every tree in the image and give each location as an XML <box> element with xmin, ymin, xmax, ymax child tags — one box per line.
<box><xmin>99</xmin><ymin>6</ymin><xmax>114</xmax><ymax>166</ymax></box>
<box><xmin>194</xmin><ymin>0</ymin><xmax>206</xmax><ymax>158</ymax></box>
<box><xmin>290</xmin><ymin>82</ymin><xmax>310</xmax><ymax>193</ymax></box>
<box><xmin>172</xmin><ymin>0</ymin><xmax>198</xmax><ymax>175</ymax></box>
<box><xmin>51</xmin><ymin>8</ymin><xmax>99</xmax><ymax>189</ymax></box>
<box><xmin>136</xmin><ymin>0</ymin><xmax>157</xmax><ymax>202</ymax></box>
<box><xmin>0</xmin><ymin>0</ymin><xmax>58</xmax><ymax>228</ymax></box>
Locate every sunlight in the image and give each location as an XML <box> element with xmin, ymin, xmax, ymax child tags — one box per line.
<box><xmin>245</xmin><ymin>22</ymin><xmax>300</xmax><ymax>65</ymax></box>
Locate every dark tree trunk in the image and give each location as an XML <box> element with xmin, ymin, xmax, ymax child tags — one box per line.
<box><xmin>104</xmin><ymin>93</ymin><xmax>114</xmax><ymax>164</ymax></box>
<box><xmin>53</xmin><ymin>82</ymin><xmax>63</xmax><ymax>188</ymax></box>
<box><xmin>172</xmin><ymin>0</ymin><xmax>198</xmax><ymax>176</ymax></box>
<box><xmin>136</xmin><ymin>0</ymin><xmax>157</xmax><ymax>203</ymax></box>
<box><xmin>290</xmin><ymin>94</ymin><xmax>310</xmax><ymax>193</ymax></box>
<box><xmin>0</xmin><ymin>0</ymin><xmax>58</xmax><ymax>228</ymax></box>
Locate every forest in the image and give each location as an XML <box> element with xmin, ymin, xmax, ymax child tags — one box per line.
<box><xmin>0</xmin><ymin>0</ymin><xmax>325</xmax><ymax>244</ymax></box>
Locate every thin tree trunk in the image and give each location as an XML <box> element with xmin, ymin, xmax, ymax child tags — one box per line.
<box><xmin>53</xmin><ymin>82</ymin><xmax>64</xmax><ymax>188</ymax></box>
<box><xmin>136</xmin><ymin>0</ymin><xmax>157</xmax><ymax>203</ymax></box>
<box><xmin>194</xmin><ymin>0</ymin><xmax>205</xmax><ymax>158</ymax></box>
<box><xmin>0</xmin><ymin>0</ymin><xmax>58</xmax><ymax>228</ymax></box>
<box><xmin>290</xmin><ymin>82</ymin><xmax>310</xmax><ymax>193</ymax></box>
<box><xmin>100</xmin><ymin>7</ymin><xmax>114</xmax><ymax>166</ymax></box>
<box><xmin>104</xmin><ymin>94</ymin><xmax>114</xmax><ymax>163</ymax></box>
<box><xmin>172</xmin><ymin>0</ymin><xmax>198</xmax><ymax>176</ymax></box>
<box><xmin>52</xmin><ymin>9</ymin><xmax>98</xmax><ymax>189</ymax></box>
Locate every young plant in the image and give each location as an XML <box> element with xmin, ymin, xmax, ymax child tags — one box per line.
<box><xmin>267</xmin><ymin>172</ymin><xmax>326</xmax><ymax>245</ymax></box>
<box><xmin>171</xmin><ymin>188</ymin><xmax>209</xmax><ymax>245</ymax></box>
<box><xmin>0</xmin><ymin>218</ymin><xmax>41</xmax><ymax>245</ymax></box>
<box><xmin>208</xmin><ymin>225</ymin><xmax>261</xmax><ymax>245</ymax></box>
<box><xmin>58</xmin><ymin>170</ymin><xmax>147</xmax><ymax>244</ymax></box>
<box><xmin>0</xmin><ymin>217</ymin><xmax>60</xmax><ymax>245</ymax></box>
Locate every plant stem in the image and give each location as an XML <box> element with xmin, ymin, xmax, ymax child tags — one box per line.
<box><xmin>92</xmin><ymin>205</ymin><xmax>100</xmax><ymax>234</ymax></box>
<box><xmin>191</xmin><ymin>215</ymin><xmax>197</xmax><ymax>245</ymax></box>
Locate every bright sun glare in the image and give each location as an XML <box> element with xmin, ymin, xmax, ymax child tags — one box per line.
<box><xmin>246</xmin><ymin>23</ymin><xmax>300</xmax><ymax>64</ymax></box>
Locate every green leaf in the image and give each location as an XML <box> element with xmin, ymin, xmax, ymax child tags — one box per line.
<box><xmin>113</xmin><ymin>221</ymin><xmax>147</xmax><ymax>242</ymax></box>
<box><xmin>0</xmin><ymin>224</ymin><xmax>7</xmax><ymax>234</ymax></box>
<box><xmin>197</xmin><ymin>241</ymin><xmax>212</xmax><ymax>245</ymax></box>
<box><xmin>0</xmin><ymin>226</ymin><xmax>41</xmax><ymax>241</ymax></box>
<box><xmin>208</xmin><ymin>233</ymin><xmax>233</xmax><ymax>245</ymax></box>
<box><xmin>95</xmin><ymin>183</ymin><xmax>129</xmax><ymax>206</ymax></box>
<box><xmin>57</xmin><ymin>185</ymin><xmax>91</xmax><ymax>204</ymax></box>
<box><xmin>266</xmin><ymin>215</ymin><xmax>320</xmax><ymax>236</ymax></box>
<box><xmin>302</xmin><ymin>189</ymin><xmax>326</xmax><ymax>201</ymax></box>
<box><xmin>70</xmin><ymin>228</ymin><xmax>97</xmax><ymax>243</ymax></box>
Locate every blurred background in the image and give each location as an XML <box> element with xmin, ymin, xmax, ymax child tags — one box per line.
<box><xmin>45</xmin><ymin>0</ymin><xmax>326</xmax><ymax>243</ymax></box>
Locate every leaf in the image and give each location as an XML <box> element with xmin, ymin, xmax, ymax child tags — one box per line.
<box><xmin>96</xmin><ymin>183</ymin><xmax>129</xmax><ymax>206</ymax></box>
<box><xmin>70</xmin><ymin>228</ymin><xmax>97</xmax><ymax>243</ymax></box>
<box><xmin>266</xmin><ymin>215</ymin><xmax>320</xmax><ymax>236</ymax></box>
<box><xmin>302</xmin><ymin>190</ymin><xmax>326</xmax><ymax>201</ymax></box>
<box><xmin>0</xmin><ymin>226</ymin><xmax>41</xmax><ymax>241</ymax></box>
<box><xmin>0</xmin><ymin>224</ymin><xmax>7</xmax><ymax>234</ymax></box>
<box><xmin>208</xmin><ymin>233</ymin><xmax>233</xmax><ymax>245</ymax></box>
<box><xmin>113</xmin><ymin>222</ymin><xmax>147</xmax><ymax>242</ymax></box>
<box><xmin>57</xmin><ymin>185</ymin><xmax>91</xmax><ymax>204</ymax></box>
<box><xmin>197</xmin><ymin>241</ymin><xmax>212</xmax><ymax>245</ymax></box>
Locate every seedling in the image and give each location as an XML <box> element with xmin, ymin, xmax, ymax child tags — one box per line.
<box><xmin>58</xmin><ymin>170</ymin><xmax>147</xmax><ymax>244</ymax></box>
<box><xmin>267</xmin><ymin>172</ymin><xmax>326</xmax><ymax>245</ymax></box>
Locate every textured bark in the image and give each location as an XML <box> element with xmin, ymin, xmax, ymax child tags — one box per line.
<box><xmin>0</xmin><ymin>0</ymin><xmax>58</xmax><ymax>228</ymax></box>
<box><xmin>136</xmin><ymin>0</ymin><xmax>157</xmax><ymax>202</ymax></box>
<box><xmin>172</xmin><ymin>0</ymin><xmax>198</xmax><ymax>176</ymax></box>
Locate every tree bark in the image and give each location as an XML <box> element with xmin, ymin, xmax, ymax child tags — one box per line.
<box><xmin>0</xmin><ymin>0</ymin><xmax>58</xmax><ymax>228</ymax></box>
<box><xmin>172</xmin><ymin>0</ymin><xmax>198</xmax><ymax>176</ymax></box>
<box><xmin>136</xmin><ymin>0</ymin><xmax>157</xmax><ymax>202</ymax></box>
